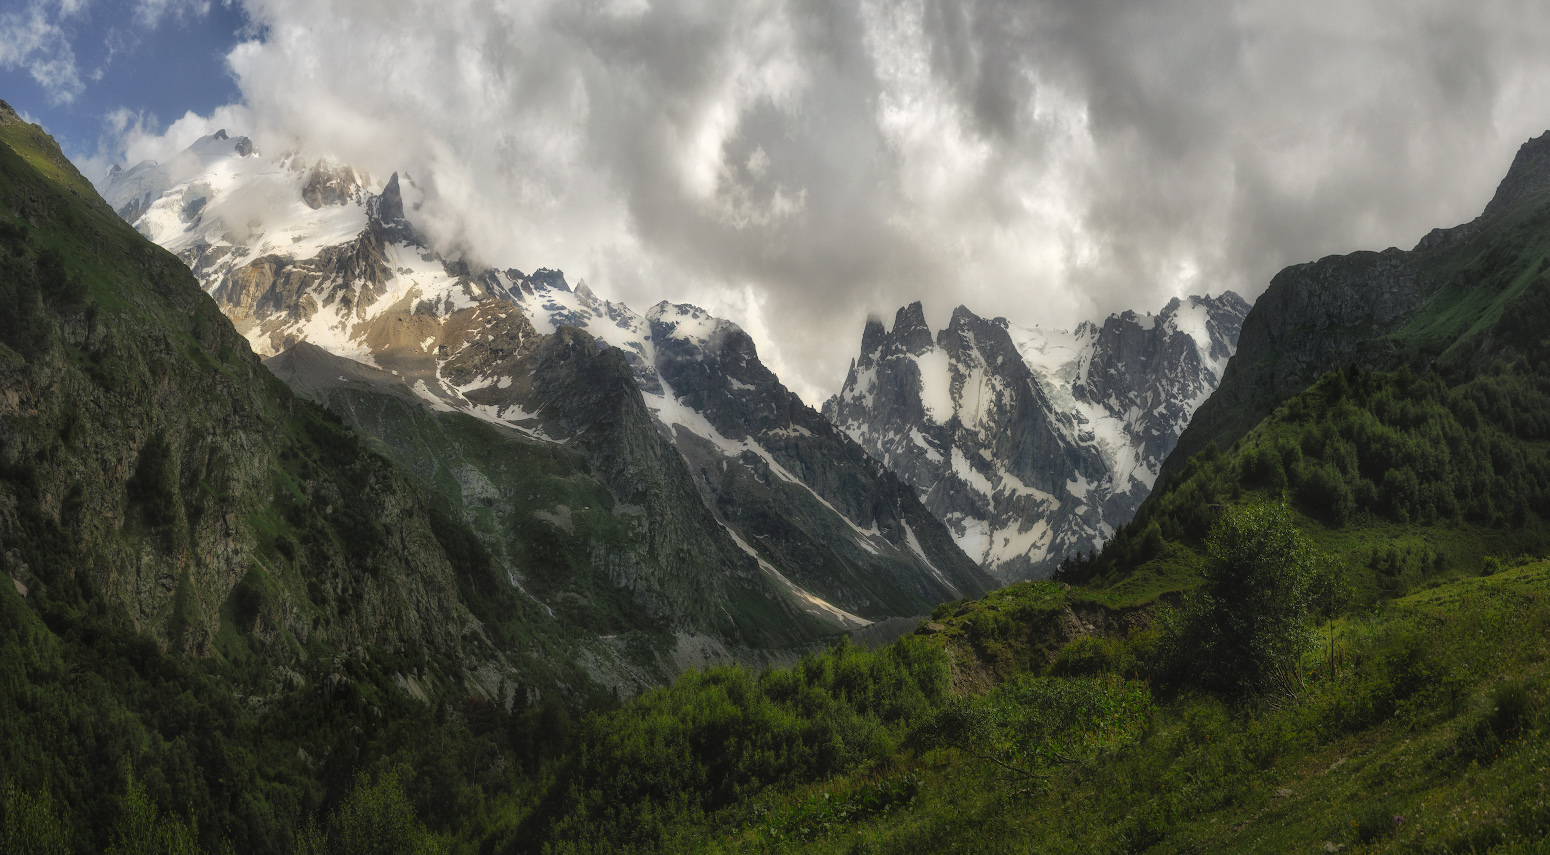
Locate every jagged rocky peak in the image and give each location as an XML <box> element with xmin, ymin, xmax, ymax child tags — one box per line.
<box><xmin>1483</xmin><ymin>130</ymin><xmax>1550</xmax><ymax>219</ymax></box>
<box><xmin>887</xmin><ymin>301</ymin><xmax>937</xmax><ymax>356</ymax></box>
<box><xmin>858</xmin><ymin>314</ymin><xmax>889</xmax><ymax>360</ymax></box>
<box><xmin>368</xmin><ymin>172</ymin><xmax>406</xmax><ymax>222</ymax></box>
<box><xmin>528</xmin><ymin>268</ymin><xmax>570</xmax><ymax>292</ymax></box>
<box><xmin>302</xmin><ymin>159</ymin><xmax>359</xmax><ymax>209</ymax></box>
<box><xmin>647</xmin><ymin>301</ymin><xmax>739</xmax><ymax>350</ymax></box>
<box><xmin>826</xmin><ymin>292</ymin><xmax>1249</xmax><ymax>581</ymax></box>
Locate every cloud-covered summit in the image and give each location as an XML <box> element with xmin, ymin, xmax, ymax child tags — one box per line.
<box><xmin>86</xmin><ymin>0</ymin><xmax>1550</xmax><ymax>402</ymax></box>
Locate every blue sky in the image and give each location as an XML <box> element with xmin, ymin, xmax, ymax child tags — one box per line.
<box><xmin>0</xmin><ymin>0</ymin><xmax>247</xmax><ymax>163</ymax></box>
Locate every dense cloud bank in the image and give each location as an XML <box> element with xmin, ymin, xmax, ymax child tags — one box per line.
<box><xmin>76</xmin><ymin>0</ymin><xmax>1550</xmax><ymax>400</ymax></box>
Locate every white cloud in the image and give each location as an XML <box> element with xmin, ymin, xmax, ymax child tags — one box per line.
<box><xmin>133</xmin><ymin>0</ymin><xmax>213</xmax><ymax>27</ymax></box>
<box><xmin>90</xmin><ymin>0</ymin><xmax>1550</xmax><ymax>404</ymax></box>
<box><xmin>0</xmin><ymin>0</ymin><xmax>88</xmax><ymax>105</ymax></box>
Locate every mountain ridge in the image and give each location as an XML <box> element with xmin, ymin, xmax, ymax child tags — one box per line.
<box><xmin>824</xmin><ymin>292</ymin><xmax>1248</xmax><ymax>580</ymax></box>
<box><xmin>97</xmin><ymin>130</ymin><xmax>991</xmax><ymax>641</ymax></box>
<box><xmin>1162</xmin><ymin>130</ymin><xmax>1550</xmax><ymax>482</ymax></box>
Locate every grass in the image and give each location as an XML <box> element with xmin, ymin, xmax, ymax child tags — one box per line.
<box><xmin>657</xmin><ymin>562</ymin><xmax>1550</xmax><ymax>854</ymax></box>
<box><xmin>1072</xmin><ymin>547</ymin><xmax>1202</xmax><ymax>609</ymax></box>
<box><xmin>1397</xmin><ymin>198</ymin><xmax>1550</xmax><ymax>366</ymax></box>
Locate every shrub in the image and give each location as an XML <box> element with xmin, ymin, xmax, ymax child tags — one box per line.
<box><xmin>1159</xmin><ymin>503</ymin><xmax>1323</xmax><ymax>701</ymax></box>
<box><xmin>105</xmin><ymin>774</ymin><xmax>203</xmax><ymax>855</ymax></box>
<box><xmin>918</xmin><ymin>674</ymin><xmax>1152</xmax><ymax>785</ymax></box>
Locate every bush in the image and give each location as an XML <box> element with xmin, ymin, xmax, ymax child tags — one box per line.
<box><xmin>1159</xmin><ymin>503</ymin><xmax>1323</xmax><ymax>700</ymax></box>
<box><xmin>1296</xmin><ymin>463</ymin><xmax>1355</xmax><ymax>525</ymax></box>
<box><xmin>105</xmin><ymin>774</ymin><xmax>203</xmax><ymax>855</ymax></box>
<box><xmin>1052</xmin><ymin>636</ymin><xmax>1125</xmax><ymax>676</ymax></box>
<box><xmin>918</xmin><ymin>674</ymin><xmax>1152</xmax><ymax>785</ymax></box>
<box><xmin>534</xmin><ymin>636</ymin><xmax>950</xmax><ymax>850</ymax></box>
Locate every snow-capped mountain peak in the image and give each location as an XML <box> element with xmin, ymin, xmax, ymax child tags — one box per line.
<box><xmin>824</xmin><ymin>293</ymin><xmax>1249</xmax><ymax>581</ymax></box>
<box><xmin>98</xmin><ymin>133</ymin><xmax>993</xmax><ymax>633</ymax></box>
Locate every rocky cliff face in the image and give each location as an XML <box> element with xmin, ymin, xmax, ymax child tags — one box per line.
<box><xmin>450</xmin><ymin>278</ymin><xmax>993</xmax><ymax>616</ymax></box>
<box><xmin>824</xmin><ymin>295</ymin><xmax>1248</xmax><ymax>581</ymax></box>
<box><xmin>97</xmin><ymin>130</ymin><xmax>987</xmax><ymax>646</ymax></box>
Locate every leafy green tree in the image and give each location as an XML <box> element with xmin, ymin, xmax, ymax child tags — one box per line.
<box><xmin>105</xmin><ymin>773</ymin><xmax>203</xmax><ymax>855</ymax></box>
<box><xmin>294</xmin><ymin>769</ymin><xmax>450</xmax><ymax>855</ymax></box>
<box><xmin>1162</xmin><ymin>503</ymin><xmax>1324</xmax><ymax>702</ymax></box>
<box><xmin>1</xmin><ymin>782</ymin><xmax>72</xmax><ymax>855</ymax></box>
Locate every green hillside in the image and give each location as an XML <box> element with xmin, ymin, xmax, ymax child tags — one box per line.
<box><xmin>0</xmin><ymin>100</ymin><xmax>621</xmax><ymax>853</ymax></box>
<box><xmin>431</xmin><ymin>133</ymin><xmax>1550</xmax><ymax>852</ymax></box>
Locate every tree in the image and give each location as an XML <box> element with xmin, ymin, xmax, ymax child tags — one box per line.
<box><xmin>104</xmin><ymin>773</ymin><xmax>203</xmax><ymax>855</ymax></box>
<box><xmin>294</xmin><ymin>769</ymin><xmax>451</xmax><ymax>855</ymax></box>
<box><xmin>1162</xmin><ymin>503</ymin><xmax>1323</xmax><ymax>702</ymax></box>
<box><xmin>1</xmin><ymin>782</ymin><xmax>72</xmax><ymax>855</ymax></box>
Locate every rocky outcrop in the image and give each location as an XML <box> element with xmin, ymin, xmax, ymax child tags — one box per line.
<box><xmin>1166</xmin><ymin>253</ymin><xmax>1426</xmax><ymax>477</ymax></box>
<box><xmin>301</xmin><ymin>160</ymin><xmax>359</xmax><ymax>209</ymax></box>
<box><xmin>1483</xmin><ymin>131</ymin><xmax>1550</xmax><ymax>219</ymax></box>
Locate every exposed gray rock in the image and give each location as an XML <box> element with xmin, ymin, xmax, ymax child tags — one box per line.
<box><xmin>825</xmin><ymin>294</ymin><xmax>1248</xmax><ymax>581</ymax></box>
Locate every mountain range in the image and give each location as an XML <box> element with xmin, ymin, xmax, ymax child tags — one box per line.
<box><xmin>7</xmin><ymin>96</ymin><xmax>1550</xmax><ymax>854</ymax></box>
<box><xmin>99</xmin><ymin>131</ymin><xmax>1248</xmax><ymax>602</ymax></box>
<box><xmin>100</xmin><ymin>132</ymin><xmax>998</xmax><ymax>684</ymax></box>
<box><xmin>824</xmin><ymin>293</ymin><xmax>1247</xmax><ymax>580</ymax></box>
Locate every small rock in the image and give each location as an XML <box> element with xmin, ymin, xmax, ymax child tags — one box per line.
<box><xmin>11</xmin><ymin>577</ymin><xmax>27</xmax><ymax>598</ymax></box>
<box><xmin>1275</xmin><ymin>787</ymin><xmax>1293</xmax><ymax>798</ymax></box>
<box><xmin>920</xmin><ymin>621</ymin><xmax>946</xmax><ymax>634</ymax></box>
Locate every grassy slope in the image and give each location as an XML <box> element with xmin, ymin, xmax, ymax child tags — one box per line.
<box><xmin>673</xmin><ymin>562</ymin><xmax>1550</xmax><ymax>854</ymax></box>
<box><xmin>438</xmin><ymin>550</ymin><xmax>1549</xmax><ymax>854</ymax></box>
